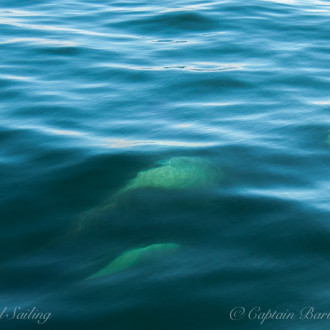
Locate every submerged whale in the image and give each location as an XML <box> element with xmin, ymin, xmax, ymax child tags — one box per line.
<box><xmin>77</xmin><ymin>156</ymin><xmax>221</xmax><ymax>231</ymax></box>
<box><xmin>116</xmin><ymin>156</ymin><xmax>220</xmax><ymax>192</ymax></box>
<box><xmin>87</xmin><ymin>243</ymin><xmax>180</xmax><ymax>279</ymax></box>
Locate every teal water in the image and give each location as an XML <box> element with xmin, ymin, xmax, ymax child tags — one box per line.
<box><xmin>1</xmin><ymin>0</ymin><xmax>330</xmax><ymax>329</ymax></box>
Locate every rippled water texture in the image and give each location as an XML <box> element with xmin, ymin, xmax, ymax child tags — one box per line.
<box><xmin>1</xmin><ymin>0</ymin><xmax>330</xmax><ymax>329</ymax></box>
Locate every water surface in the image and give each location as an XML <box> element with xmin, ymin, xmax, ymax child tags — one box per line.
<box><xmin>1</xmin><ymin>0</ymin><xmax>330</xmax><ymax>329</ymax></box>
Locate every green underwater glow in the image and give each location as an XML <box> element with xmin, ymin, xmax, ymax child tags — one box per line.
<box><xmin>77</xmin><ymin>156</ymin><xmax>221</xmax><ymax>231</ymax></box>
<box><xmin>87</xmin><ymin>243</ymin><xmax>180</xmax><ymax>279</ymax></box>
<box><xmin>117</xmin><ymin>156</ymin><xmax>220</xmax><ymax>193</ymax></box>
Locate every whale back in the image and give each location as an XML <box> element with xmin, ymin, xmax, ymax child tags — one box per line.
<box><xmin>87</xmin><ymin>243</ymin><xmax>180</xmax><ymax>279</ymax></box>
<box><xmin>76</xmin><ymin>157</ymin><xmax>221</xmax><ymax>232</ymax></box>
<box><xmin>122</xmin><ymin>156</ymin><xmax>221</xmax><ymax>192</ymax></box>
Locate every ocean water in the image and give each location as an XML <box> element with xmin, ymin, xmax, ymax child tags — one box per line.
<box><xmin>1</xmin><ymin>0</ymin><xmax>330</xmax><ymax>329</ymax></box>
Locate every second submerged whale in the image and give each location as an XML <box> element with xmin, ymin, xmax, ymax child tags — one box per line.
<box><xmin>87</xmin><ymin>243</ymin><xmax>180</xmax><ymax>279</ymax></box>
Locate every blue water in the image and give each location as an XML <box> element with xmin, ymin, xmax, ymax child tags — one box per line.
<box><xmin>1</xmin><ymin>0</ymin><xmax>330</xmax><ymax>329</ymax></box>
